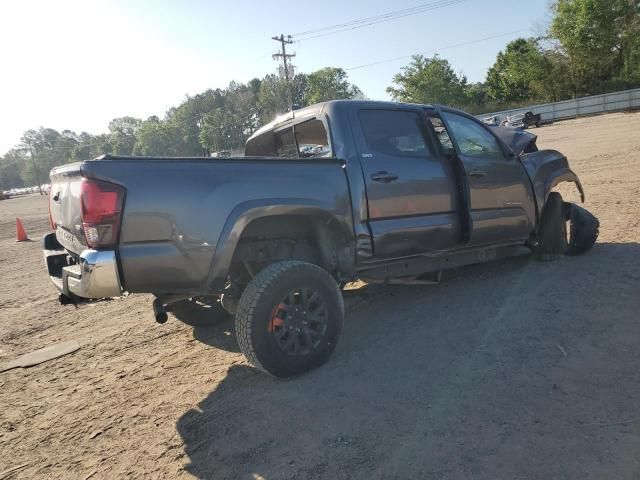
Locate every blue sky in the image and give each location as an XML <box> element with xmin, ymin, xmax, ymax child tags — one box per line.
<box><xmin>0</xmin><ymin>0</ymin><xmax>550</xmax><ymax>152</ymax></box>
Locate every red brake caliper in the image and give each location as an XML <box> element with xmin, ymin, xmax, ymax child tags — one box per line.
<box><xmin>269</xmin><ymin>303</ymin><xmax>288</xmax><ymax>333</ymax></box>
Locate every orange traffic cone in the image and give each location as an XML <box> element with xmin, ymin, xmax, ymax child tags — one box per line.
<box><xmin>16</xmin><ymin>217</ymin><xmax>30</xmax><ymax>242</ymax></box>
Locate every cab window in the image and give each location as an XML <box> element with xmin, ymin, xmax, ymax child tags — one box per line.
<box><xmin>426</xmin><ymin>113</ymin><xmax>455</xmax><ymax>155</ymax></box>
<box><xmin>359</xmin><ymin>110</ymin><xmax>430</xmax><ymax>157</ymax></box>
<box><xmin>440</xmin><ymin>111</ymin><xmax>504</xmax><ymax>160</ymax></box>
<box><xmin>274</xmin><ymin>128</ymin><xmax>298</xmax><ymax>158</ymax></box>
<box><xmin>295</xmin><ymin>119</ymin><xmax>331</xmax><ymax>158</ymax></box>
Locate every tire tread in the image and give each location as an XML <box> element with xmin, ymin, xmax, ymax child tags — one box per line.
<box><xmin>235</xmin><ymin>261</ymin><xmax>343</xmax><ymax>376</ymax></box>
<box><xmin>535</xmin><ymin>192</ymin><xmax>567</xmax><ymax>261</ymax></box>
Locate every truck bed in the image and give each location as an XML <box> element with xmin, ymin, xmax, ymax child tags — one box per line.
<box><xmin>49</xmin><ymin>155</ymin><xmax>352</xmax><ymax>295</ymax></box>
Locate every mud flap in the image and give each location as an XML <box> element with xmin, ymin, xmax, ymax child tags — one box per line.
<box><xmin>564</xmin><ymin>203</ymin><xmax>599</xmax><ymax>255</ymax></box>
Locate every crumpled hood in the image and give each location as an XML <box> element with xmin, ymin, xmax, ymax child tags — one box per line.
<box><xmin>488</xmin><ymin>125</ymin><xmax>538</xmax><ymax>156</ymax></box>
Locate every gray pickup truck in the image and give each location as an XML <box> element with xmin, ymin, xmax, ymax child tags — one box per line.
<box><xmin>44</xmin><ymin>100</ymin><xmax>598</xmax><ymax>377</ymax></box>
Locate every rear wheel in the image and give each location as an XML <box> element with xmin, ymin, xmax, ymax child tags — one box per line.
<box><xmin>235</xmin><ymin>261</ymin><xmax>344</xmax><ymax>377</ymax></box>
<box><xmin>535</xmin><ymin>192</ymin><xmax>568</xmax><ymax>261</ymax></box>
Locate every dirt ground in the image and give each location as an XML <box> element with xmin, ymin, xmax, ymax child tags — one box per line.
<box><xmin>1</xmin><ymin>111</ymin><xmax>640</xmax><ymax>480</ymax></box>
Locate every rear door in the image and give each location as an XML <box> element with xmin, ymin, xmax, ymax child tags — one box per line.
<box><xmin>434</xmin><ymin>109</ymin><xmax>535</xmax><ymax>246</ymax></box>
<box><xmin>352</xmin><ymin>107</ymin><xmax>461</xmax><ymax>259</ymax></box>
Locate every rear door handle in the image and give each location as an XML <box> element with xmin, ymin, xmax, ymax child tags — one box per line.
<box><xmin>468</xmin><ymin>169</ymin><xmax>487</xmax><ymax>177</ymax></box>
<box><xmin>370</xmin><ymin>171</ymin><xmax>399</xmax><ymax>183</ymax></box>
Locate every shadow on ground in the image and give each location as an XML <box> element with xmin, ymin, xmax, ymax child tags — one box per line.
<box><xmin>177</xmin><ymin>243</ymin><xmax>640</xmax><ymax>480</ymax></box>
<box><xmin>170</xmin><ymin>297</ymin><xmax>239</xmax><ymax>353</ymax></box>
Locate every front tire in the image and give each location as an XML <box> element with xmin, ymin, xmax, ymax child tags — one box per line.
<box><xmin>535</xmin><ymin>192</ymin><xmax>568</xmax><ymax>261</ymax></box>
<box><xmin>235</xmin><ymin>261</ymin><xmax>344</xmax><ymax>377</ymax></box>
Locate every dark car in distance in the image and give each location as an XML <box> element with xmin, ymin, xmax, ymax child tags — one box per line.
<box><xmin>503</xmin><ymin>111</ymin><xmax>543</xmax><ymax>128</ymax></box>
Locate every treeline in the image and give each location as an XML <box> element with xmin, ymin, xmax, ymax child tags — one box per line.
<box><xmin>388</xmin><ymin>0</ymin><xmax>640</xmax><ymax>111</ymax></box>
<box><xmin>0</xmin><ymin>67</ymin><xmax>362</xmax><ymax>190</ymax></box>
<box><xmin>2</xmin><ymin>0</ymin><xmax>638</xmax><ymax>190</ymax></box>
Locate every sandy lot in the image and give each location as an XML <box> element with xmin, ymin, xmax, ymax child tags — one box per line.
<box><xmin>1</xmin><ymin>111</ymin><xmax>640</xmax><ymax>479</ymax></box>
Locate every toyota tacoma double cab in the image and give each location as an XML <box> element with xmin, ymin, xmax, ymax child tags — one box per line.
<box><xmin>44</xmin><ymin>100</ymin><xmax>599</xmax><ymax>377</ymax></box>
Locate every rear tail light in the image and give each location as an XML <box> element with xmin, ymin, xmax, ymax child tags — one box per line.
<box><xmin>80</xmin><ymin>178</ymin><xmax>125</xmax><ymax>249</ymax></box>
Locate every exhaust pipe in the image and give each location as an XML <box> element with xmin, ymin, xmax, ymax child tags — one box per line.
<box><xmin>152</xmin><ymin>294</ymin><xmax>191</xmax><ymax>324</ymax></box>
<box><xmin>152</xmin><ymin>298</ymin><xmax>168</xmax><ymax>324</ymax></box>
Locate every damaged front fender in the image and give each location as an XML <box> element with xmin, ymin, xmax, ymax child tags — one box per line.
<box><xmin>548</xmin><ymin>168</ymin><xmax>585</xmax><ymax>203</ymax></box>
<box><xmin>521</xmin><ymin>149</ymin><xmax>585</xmax><ymax>217</ymax></box>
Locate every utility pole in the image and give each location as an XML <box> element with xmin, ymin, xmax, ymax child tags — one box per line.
<box><xmin>272</xmin><ymin>34</ymin><xmax>295</xmax><ymax>83</ymax></box>
<box><xmin>272</xmin><ymin>34</ymin><xmax>296</xmax><ymax>112</ymax></box>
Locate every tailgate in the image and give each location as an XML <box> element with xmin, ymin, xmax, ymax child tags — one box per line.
<box><xmin>49</xmin><ymin>162</ymin><xmax>87</xmax><ymax>254</ymax></box>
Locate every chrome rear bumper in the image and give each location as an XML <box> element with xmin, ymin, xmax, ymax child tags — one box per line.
<box><xmin>43</xmin><ymin>232</ymin><xmax>122</xmax><ymax>299</ymax></box>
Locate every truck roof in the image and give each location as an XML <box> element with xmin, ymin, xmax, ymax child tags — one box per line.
<box><xmin>248</xmin><ymin>99</ymin><xmax>438</xmax><ymax>142</ymax></box>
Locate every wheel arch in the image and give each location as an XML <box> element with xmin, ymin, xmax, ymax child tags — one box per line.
<box><xmin>545</xmin><ymin>170</ymin><xmax>585</xmax><ymax>204</ymax></box>
<box><xmin>206</xmin><ymin>199</ymin><xmax>355</xmax><ymax>291</ymax></box>
<box><xmin>521</xmin><ymin>149</ymin><xmax>585</xmax><ymax>225</ymax></box>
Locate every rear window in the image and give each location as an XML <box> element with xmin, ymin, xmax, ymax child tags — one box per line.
<box><xmin>274</xmin><ymin>128</ymin><xmax>298</xmax><ymax>158</ymax></box>
<box><xmin>359</xmin><ymin>110</ymin><xmax>430</xmax><ymax>157</ymax></box>
<box><xmin>295</xmin><ymin>119</ymin><xmax>331</xmax><ymax>158</ymax></box>
<box><xmin>245</xmin><ymin>118</ymin><xmax>331</xmax><ymax>158</ymax></box>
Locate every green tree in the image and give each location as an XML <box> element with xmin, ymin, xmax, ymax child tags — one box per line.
<box><xmin>387</xmin><ymin>55</ymin><xmax>468</xmax><ymax>105</ymax></box>
<box><xmin>485</xmin><ymin>37</ymin><xmax>574</xmax><ymax>105</ymax></box>
<box><xmin>464</xmin><ymin>82</ymin><xmax>490</xmax><ymax>108</ymax></box>
<box><xmin>164</xmin><ymin>89</ymin><xmax>227</xmax><ymax>155</ymax></box>
<box><xmin>486</xmin><ymin>38</ymin><xmax>544</xmax><ymax>104</ymax></box>
<box><xmin>107</xmin><ymin>116</ymin><xmax>141</xmax><ymax>155</ymax></box>
<box><xmin>20</xmin><ymin>128</ymin><xmax>73</xmax><ymax>188</ymax></box>
<box><xmin>256</xmin><ymin>73</ymin><xmax>307</xmax><ymax>124</ymax></box>
<box><xmin>199</xmin><ymin>109</ymin><xmax>238</xmax><ymax>153</ymax></box>
<box><xmin>531</xmin><ymin>49</ymin><xmax>574</xmax><ymax>102</ymax></box>
<box><xmin>132</xmin><ymin>116</ymin><xmax>178</xmax><ymax>156</ymax></box>
<box><xmin>304</xmin><ymin>67</ymin><xmax>361</xmax><ymax>105</ymax></box>
<box><xmin>71</xmin><ymin>132</ymin><xmax>112</xmax><ymax>161</ymax></box>
<box><xmin>550</xmin><ymin>0</ymin><xmax>640</xmax><ymax>95</ymax></box>
<box><xmin>198</xmin><ymin>81</ymin><xmax>261</xmax><ymax>154</ymax></box>
<box><xmin>0</xmin><ymin>150</ymin><xmax>26</xmax><ymax>189</ymax></box>
<box><xmin>614</xmin><ymin>0</ymin><xmax>640</xmax><ymax>86</ymax></box>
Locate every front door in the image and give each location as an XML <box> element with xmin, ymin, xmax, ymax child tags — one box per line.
<box><xmin>436</xmin><ymin>109</ymin><xmax>535</xmax><ymax>246</ymax></box>
<box><xmin>352</xmin><ymin>107</ymin><xmax>461</xmax><ymax>259</ymax></box>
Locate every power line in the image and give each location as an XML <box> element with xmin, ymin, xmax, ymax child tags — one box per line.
<box><xmin>293</xmin><ymin>0</ymin><xmax>469</xmax><ymax>41</ymax></box>
<box><xmin>344</xmin><ymin>28</ymin><xmax>532</xmax><ymax>71</ymax></box>
<box><xmin>294</xmin><ymin>0</ymin><xmax>466</xmax><ymax>37</ymax></box>
<box><xmin>250</xmin><ymin>50</ymin><xmax>277</xmax><ymax>63</ymax></box>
